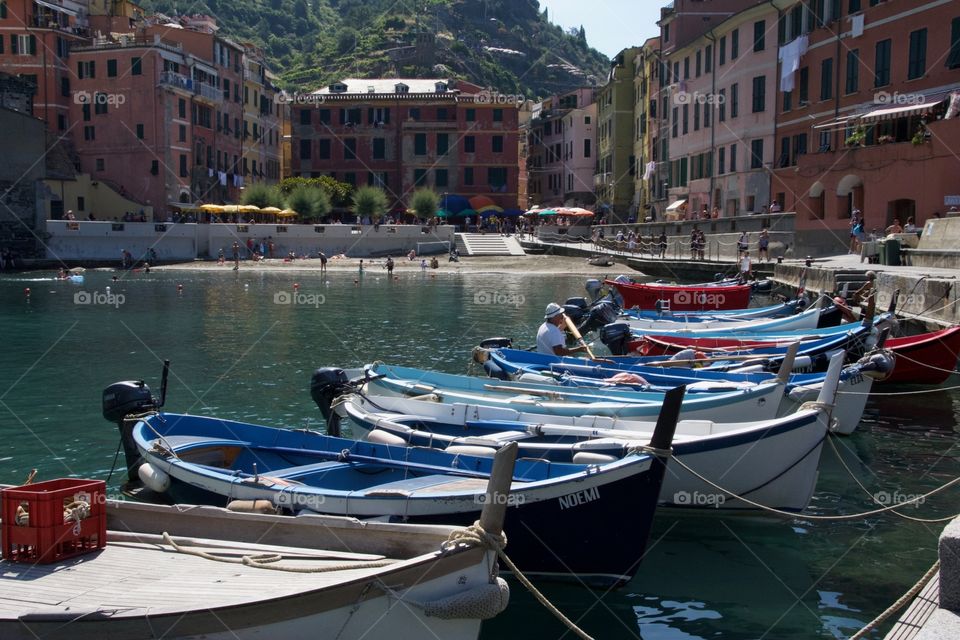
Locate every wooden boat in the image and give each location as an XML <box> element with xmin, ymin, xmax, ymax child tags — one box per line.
<box><xmin>122</xmin><ymin>399</ymin><xmax>678</xmax><ymax>587</ymax></box>
<box><xmin>621</xmin><ymin>301</ymin><xmax>826</xmax><ymax>333</ymax></box>
<box><xmin>340</xmin><ymin>362</ymin><xmax>787</xmax><ymax>423</ymax></box>
<box><xmin>624</xmin><ymin>297</ymin><xmax>805</xmax><ymax>321</ymax></box>
<box><xmin>331</xmin><ymin>353</ymin><xmax>844</xmax><ymax>512</ymax></box>
<box><xmin>605</xmin><ymin>278</ymin><xmax>752</xmax><ymax>311</ymax></box>
<box><xmin>0</xmin><ymin>484</ymin><xmax>512</xmax><ymax>639</ymax></box>
<box><xmin>880</xmin><ymin>325</ymin><xmax>960</xmax><ymax>384</ymax></box>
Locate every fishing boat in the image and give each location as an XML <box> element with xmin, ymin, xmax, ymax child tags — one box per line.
<box><xmin>620</xmin><ymin>299</ymin><xmax>829</xmax><ymax>333</ymax></box>
<box><xmin>0</xmin><ymin>481</ymin><xmax>512</xmax><ymax>640</ymax></box>
<box><xmin>624</xmin><ymin>297</ymin><xmax>806</xmax><ymax>321</ymax></box>
<box><xmin>605</xmin><ymin>278</ymin><xmax>753</xmax><ymax>311</ymax></box>
<box><xmin>329</xmin><ymin>353</ymin><xmax>844</xmax><ymax>511</ymax></box>
<box><xmin>103</xmin><ymin>378</ymin><xmax>680</xmax><ymax>587</ymax></box>
<box><xmin>332</xmin><ymin>362</ymin><xmax>787</xmax><ymax>423</ymax></box>
<box><xmin>881</xmin><ymin>325</ymin><xmax>960</xmax><ymax>384</ymax></box>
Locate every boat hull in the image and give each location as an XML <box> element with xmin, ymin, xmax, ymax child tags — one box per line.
<box><xmin>881</xmin><ymin>326</ymin><xmax>960</xmax><ymax>385</ymax></box>
<box><xmin>606</xmin><ymin>279</ymin><xmax>752</xmax><ymax>311</ymax></box>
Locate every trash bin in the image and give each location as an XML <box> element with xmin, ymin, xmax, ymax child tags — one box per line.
<box><xmin>881</xmin><ymin>238</ymin><xmax>901</xmax><ymax>266</ymax></box>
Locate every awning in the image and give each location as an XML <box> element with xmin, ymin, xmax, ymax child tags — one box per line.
<box><xmin>813</xmin><ymin>115</ymin><xmax>859</xmax><ymax>130</ymax></box>
<box><xmin>859</xmin><ymin>97</ymin><xmax>947</xmax><ymax>124</ymax></box>
<box><xmin>34</xmin><ymin>0</ymin><xmax>78</xmax><ymax>16</ymax></box>
<box><xmin>666</xmin><ymin>199</ymin><xmax>687</xmax><ymax>212</ymax></box>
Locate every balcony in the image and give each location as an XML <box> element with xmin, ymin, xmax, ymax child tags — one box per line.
<box><xmin>194</xmin><ymin>83</ymin><xmax>223</xmax><ymax>105</ymax></box>
<box><xmin>159</xmin><ymin>71</ymin><xmax>194</xmax><ymax>93</ymax></box>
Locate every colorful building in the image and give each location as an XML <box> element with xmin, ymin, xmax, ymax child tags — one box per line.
<box><xmin>241</xmin><ymin>44</ymin><xmax>283</xmax><ymax>186</ymax></box>
<box><xmin>596</xmin><ymin>47</ymin><xmax>641</xmax><ymax>222</ymax></box>
<box><xmin>632</xmin><ymin>37</ymin><xmax>661</xmax><ymax>221</ymax></box>
<box><xmin>772</xmin><ymin>0</ymin><xmax>960</xmax><ymax>254</ymax></box>
<box><xmin>526</xmin><ymin>87</ymin><xmax>596</xmax><ymax>209</ymax></box>
<box><xmin>290</xmin><ymin>78</ymin><xmax>522</xmax><ymax>212</ymax></box>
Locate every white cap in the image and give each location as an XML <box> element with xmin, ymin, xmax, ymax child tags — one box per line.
<box><xmin>544</xmin><ymin>303</ymin><xmax>564</xmax><ymax>320</ymax></box>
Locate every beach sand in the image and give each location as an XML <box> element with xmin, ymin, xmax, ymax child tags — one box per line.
<box><xmin>152</xmin><ymin>254</ymin><xmax>624</xmax><ymax>276</ymax></box>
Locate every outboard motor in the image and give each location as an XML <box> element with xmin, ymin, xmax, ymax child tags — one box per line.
<box><xmin>309</xmin><ymin>368</ymin><xmax>351</xmax><ymax>435</ymax></box>
<box><xmin>478</xmin><ymin>337</ymin><xmax>513</xmax><ymax>349</ymax></box>
<box><xmin>600</xmin><ymin>322</ymin><xmax>633</xmax><ymax>356</ymax></box>
<box><xmin>585</xmin><ymin>279</ymin><xmax>602</xmax><ymax>302</ymax></box>
<box><xmin>578</xmin><ymin>299</ymin><xmax>621</xmax><ymax>335</ymax></box>
<box><xmin>564</xmin><ymin>297</ymin><xmax>589</xmax><ymax>312</ymax></box>
<box><xmin>563</xmin><ymin>303</ymin><xmax>586</xmax><ymax>325</ymax></box>
<box><xmin>102</xmin><ymin>361</ymin><xmax>167</xmax><ymax>483</ymax></box>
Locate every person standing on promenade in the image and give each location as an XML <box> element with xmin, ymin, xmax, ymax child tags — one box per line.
<box><xmin>319</xmin><ymin>251</ymin><xmax>327</xmax><ymax>273</ymax></box>
<box><xmin>385</xmin><ymin>256</ymin><xmax>394</xmax><ymax>276</ymax></box>
<box><xmin>758</xmin><ymin>228</ymin><xmax>770</xmax><ymax>262</ymax></box>
<box><xmin>737</xmin><ymin>231</ymin><xmax>749</xmax><ymax>256</ymax></box>
<box><xmin>232</xmin><ymin>241</ymin><xmax>240</xmax><ymax>271</ymax></box>
<box><xmin>739</xmin><ymin>250</ymin><xmax>753</xmax><ymax>281</ymax></box>
<box><xmin>658</xmin><ymin>231</ymin><xmax>667</xmax><ymax>259</ymax></box>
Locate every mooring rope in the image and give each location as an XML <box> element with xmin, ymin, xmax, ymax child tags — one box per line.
<box><xmin>847</xmin><ymin>560</ymin><xmax>940</xmax><ymax>640</ymax></box>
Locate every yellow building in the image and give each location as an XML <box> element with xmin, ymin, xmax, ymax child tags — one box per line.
<box><xmin>241</xmin><ymin>45</ymin><xmax>284</xmax><ymax>186</ymax></box>
<box><xmin>632</xmin><ymin>38</ymin><xmax>661</xmax><ymax>221</ymax></box>
<box><xmin>595</xmin><ymin>46</ymin><xmax>641</xmax><ymax>223</ymax></box>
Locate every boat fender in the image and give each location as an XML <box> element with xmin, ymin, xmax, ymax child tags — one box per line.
<box><xmin>366</xmin><ymin>429</ymin><xmax>407</xmax><ymax>446</ymax></box>
<box><xmin>787</xmin><ymin>386</ymin><xmax>816</xmax><ymax>402</ymax></box>
<box><xmin>472</xmin><ymin>346</ymin><xmax>490</xmax><ymax>364</ymax></box>
<box><xmin>138</xmin><ymin>462</ymin><xmax>171</xmax><ymax>493</ymax></box>
<box><xmin>572</xmin><ymin>452</ymin><xmax>618</xmax><ymax>465</ymax></box>
<box><xmin>792</xmin><ymin>356</ymin><xmax>812</xmax><ymax>370</ymax></box>
<box><xmin>482</xmin><ymin>359</ymin><xmax>510</xmax><ymax>381</ymax></box>
<box><xmin>422</xmin><ymin>576</ymin><xmax>510</xmax><ymax>620</ymax></box>
<box><xmin>728</xmin><ymin>365</ymin><xmax>765</xmax><ymax>373</ymax></box>
<box><xmin>517</xmin><ymin>372</ymin><xmax>556</xmax><ymax>384</ymax></box>
<box><xmin>226</xmin><ymin>499</ymin><xmax>277</xmax><ymax>514</ymax></box>
<box><xmin>445</xmin><ymin>445</ymin><xmax>497</xmax><ymax>457</ymax></box>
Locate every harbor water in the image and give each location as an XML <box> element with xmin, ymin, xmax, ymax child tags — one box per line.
<box><xmin>1</xmin><ymin>267</ymin><xmax>957</xmax><ymax>639</ymax></box>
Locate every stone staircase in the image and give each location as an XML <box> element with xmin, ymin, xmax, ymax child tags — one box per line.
<box><xmin>455</xmin><ymin>233</ymin><xmax>526</xmax><ymax>256</ymax></box>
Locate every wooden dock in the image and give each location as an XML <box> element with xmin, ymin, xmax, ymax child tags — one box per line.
<box><xmin>883</xmin><ymin>571</ymin><xmax>939</xmax><ymax>640</ymax></box>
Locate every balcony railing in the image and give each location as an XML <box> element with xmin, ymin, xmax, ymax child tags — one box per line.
<box><xmin>194</xmin><ymin>82</ymin><xmax>223</xmax><ymax>103</ymax></box>
<box><xmin>159</xmin><ymin>71</ymin><xmax>193</xmax><ymax>92</ymax></box>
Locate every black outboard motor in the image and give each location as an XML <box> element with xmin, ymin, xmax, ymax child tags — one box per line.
<box><xmin>309</xmin><ymin>368</ymin><xmax>351</xmax><ymax>436</ymax></box>
<box><xmin>478</xmin><ymin>337</ymin><xmax>513</xmax><ymax>349</ymax></box>
<box><xmin>600</xmin><ymin>322</ymin><xmax>633</xmax><ymax>356</ymax></box>
<box><xmin>564</xmin><ymin>297</ymin><xmax>589</xmax><ymax>312</ymax></box>
<box><xmin>578</xmin><ymin>300</ymin><xmax>621</xmax><ymax>335</ymax></box>
<box><xmin>102</xmin><ymin>362</ymin><xmax>167</xmax><ymax>482</ymax></box>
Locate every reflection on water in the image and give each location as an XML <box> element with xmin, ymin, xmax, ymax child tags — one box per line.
<box><xmin>1</xmin><ymin>269</ymin><xmax>957</xmax><ymax>640</ymax></box>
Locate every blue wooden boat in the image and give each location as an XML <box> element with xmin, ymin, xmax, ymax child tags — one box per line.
<box><xmin>624</xmin><ymin>298</ymin><xmax>805</xmax><ymax>321</ymax></box>
<box><xmin>124</xmin><ymin>396</ymin><xmax>680</xmax><ymax>587</ymax></box>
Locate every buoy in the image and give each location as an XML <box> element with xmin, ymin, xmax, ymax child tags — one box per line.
<box><xmin>177</xmin><ymin>283</ymin><xmax>183</xmax><ymax>293</ymax></box>
<box><xmin>353</xmin><ymin>279</ymin><xmax>359</xmax><ymax>285</ymax></box>
<box><xmin>244</xmin><ymin>283</ymin><xmax>249</xmax><ymax>289</ymax></box>
<box><xmin>24</xmin><ymin>287</ymin><xmax>30</xmax><ymax>297</ymax></box>
<box><xmin>293</xmin><ymin>283</ymin><xmax>300</xmax><ymax>290</ymax></box>
<box><xmin>138</xmin><ymin>462</ymin><xmax>171</xmax><ymax>493</ymax></box>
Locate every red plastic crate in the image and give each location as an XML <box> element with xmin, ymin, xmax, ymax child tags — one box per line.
<box><xmin>2</xmin><ymin>478</ymin><xmax>107</xmax><ymax>564</ymax></box>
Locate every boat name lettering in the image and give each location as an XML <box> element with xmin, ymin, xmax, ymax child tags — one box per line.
<box><xmin>558</xmin><ymin>487</ymin><xmax>600</xmax><ymax>510</ymax></box>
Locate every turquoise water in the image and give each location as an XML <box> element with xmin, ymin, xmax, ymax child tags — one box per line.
<box><xmin>1</xmin><ymin>268</ymin><xmax>958</xmax><ymax>639</ymax></box>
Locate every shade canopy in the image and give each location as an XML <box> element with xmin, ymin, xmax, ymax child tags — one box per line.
<box><xmin>200</xmin><ymin>204</ymin><xmax>224</xmax><ymax>212</ymax></box>
<box><xmin>666</xmin><ymin>199</ymin><xmax>687</xmax><ymax>212</ymax></box>
<box><xmin>238</xmin><ymin>204</ymin><xmax>261</xmax><ymax>213</ymax></box>
<box><xmin>260</xmin><ymin>206</ymin><xmax>282</xmax><ymax>214</ymax></box>
<box><xmin>469</xmin><ymin>195</ymin><xmax>496</xmax><ymax>210</ymax></box>
<box><xmin>440</xmin><ymin>194</ymin><xmax>471</xmax><ymax>214</ymax></box>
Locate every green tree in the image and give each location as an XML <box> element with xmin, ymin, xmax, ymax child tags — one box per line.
<box><xmin>352</xmin><ymin>185</ymin><xmax>389</xmax><ymax>221</ymax></box>
<box><xmin>410</xmin><ymin>188</ymin><xmax>439</xmax><ymax>220</ymax></box>
<box><xmin>337</xmin><ymin>27</ymin><xmax>358</xmax><ymax>54</ymax></box>
<box><xmin>241</xmin><ymin>183</ymin><xmax>283</xmax><ymax>208</ymax></box>
<box><xmin>286</xmin><ymin>186</ymin><xmax>331</xmax><ymax>222</ymax></box>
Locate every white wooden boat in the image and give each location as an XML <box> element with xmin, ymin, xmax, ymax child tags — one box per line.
<box><xmin>0</xmin><ymin>485</ymin><xmax>511</xmax><ymax>639</ymax></box>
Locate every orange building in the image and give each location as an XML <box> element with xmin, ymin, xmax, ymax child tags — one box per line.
<box><xmin>773</xmin><ymin>0</ymin><xmax>960</xmax><ymax>255</ymax></box>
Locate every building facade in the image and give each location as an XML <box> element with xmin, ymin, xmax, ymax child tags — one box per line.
<box><xmin>526</xmin><ymin>87</ymin><xmax>596</xmax><ymax>209</ymax></box>
<box><xmin>290</xmin><ymin>78</ymin><xmax>521</xmax><ymax>212</ymax></box>
<box><xmin>632</xmin><ymin>37</ymin><xmax>661</xmax><ymax>220</ymax></box>
<box><xmin>772</xmin><ymin>0</ymin><xmax>960</xmax><ymax>254</ymax></box>
<box><xmin>596</xmin><ymin>47</ymin><xmax>641</xmax><ymax>222</ymax></box>
<box><xmin>240</xmin><ymin>44</ymin><xmax>282</xmax><ymax>187</ymax></box>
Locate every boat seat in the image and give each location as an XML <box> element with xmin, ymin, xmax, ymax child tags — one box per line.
<box><xmin>358</xmin><ymin>474</ymin><xmax>474</xmax><ymax>497</ymax></box>
<box><xmin>263</xmin><ymin>460</ymin><xmax>353</xmax><ymax>480</ymax></box>
<box><xmin>158</xmin><ymin>435</ymin><xmax>253</xmax><ymax>452</ymax></box>
<box><xmin>676</xmin><ymin>420</ymin><xmax>715</xmax><ymax>436</ymax></box>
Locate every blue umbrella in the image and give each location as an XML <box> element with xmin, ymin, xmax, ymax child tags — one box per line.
<box><xmin>440</xmin><ymin>194</ymin><xmax>470</xmax><ymax>214</ymax></box>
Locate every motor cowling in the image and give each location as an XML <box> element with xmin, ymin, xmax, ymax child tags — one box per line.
<box><xmin>585</xmin><ymin>279</ymin><xmax>602</xmax><ymax>301</ymax></box>
<box><xmin>578</xmin><ymin>300</ymin><xmax>620</xmax><ymax>335</ymax></box>
<box><xmin>309</xmin><ymin>368</ymin><xmax>351</xmax><ymax>432</ymax></box>
<box><xmin>102</xmin><ymin>381</ymin><xmax>156</xmax><ymax>423</ymax></box>
<box><xmin>600</xmin><ymin>322</ymin><xmax>633</xmax><ymax>356</ymax></box>
<box><xmin>563</xmin><ymin>304</ymin><xmax>586</xmax><ymax>324</ymax></box>
<box><xmin>564</xmin><ymin>297</ymin><xmax>589</xmax><ymax>312</ymax></box>
<box><xmin>478</xmin><ymin>337</ymin><xmax>513</xmax><ymax>349</ymax></box>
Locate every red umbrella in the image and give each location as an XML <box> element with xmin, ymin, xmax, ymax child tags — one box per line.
<box><xmin>469</xmin><ymin>195</ymin><xmax>496</xmax><ymax>210</ymax></box>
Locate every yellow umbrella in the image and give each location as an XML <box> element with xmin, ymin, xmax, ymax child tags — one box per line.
<box><xmin>261</xmin><ymin>206</ymin><xmax>282</xmax><ymax>214</ymax></box>
<box><xmin>238</xmin><ymin>204</ymin><xmax>261</xmax><ymax>213</ymax></box>
<box><xmin>222</xmin><ymin>205</ymin><xmax>241</xmax><ymax>214</ymax></box>
<box><xmin>277</xmin><ymin>209</ymin><xmax>298</xmax><ymax>218</ymax></box>
<box><xmin>200</xmin><ymin>204</ymin><xmax>224</xmax><ymax>212</ymax></box>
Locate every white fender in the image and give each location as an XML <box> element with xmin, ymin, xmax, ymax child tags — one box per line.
<box><xmin>445</xmin><ymin>445</ymin><xmax>498</xmax><ymax>457</ymax></box>
<box><xmin>572</xmin><ymin>452</ymin><xmax>618</xmax><ymax>465</ymax></box>
<box><xmin>366</xmin><ymin>429</ymin><xmax>407</xmax><ymax>446</ymax></box>
<box><xmin>138</xmin><ymin>462</ymin><xmax>171</xmax><ymax>493</ymax></box>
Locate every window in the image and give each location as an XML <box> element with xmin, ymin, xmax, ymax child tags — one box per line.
<box><xmin>731</xmin><ymin>29</ymin><xmax>739</xmax><ymax>59</ymax></box>
<box><xmin>779</xmin><ymin>136</ymin><xmax>791</xmax><ymax>167</ymax></box>
<box><xmin>299</xmin><ymin>140</ymin><xmax>311</xmax><ymax>159</ymax></box>
<box><xmin>849</xmin><ymin>0</ymin><xmax>861</xmax><ymax>12</ymax></box>
<box><xmin>300</xmin><ymin>109</ymin><xmax>311</xmax><ymax>125</ymax></box>
<box><xmin>464</xmin><ymin>136</ymin><xmax>476</xmax><ymax>153</ymax></box>
<box><xmin>319</xmin><ymin>139</ymin><xmax>331</xmax><ymax>159</ymax></box>
<box><xmin>682</xmin><ymin>104</ymin><xmax>689</xmax><ymax>134</ymax></box>
<box><xmin>179</xmin><ymin>154</ymin><xmax>188</xmax><ymax>177</ymax></box>
<box><xmin>487</xmin><ymin>167</ymin><xmax>508</xmax><ymax>189</ymax></box>
<box><xmin>731</xmin><ymin>83</ymin><xmax>739</xmax><ymax>118</ymax></box>
<box><xmin>414</xmin><ymin>169</ymin><xmax>427</xmax><ymax>186</ymax></box>
<box><xmin>719</xmin><ymin>36</ymin><xmax>726</xmax><ymax>65</ymax></box>
<box><xmin>705</xmin><ymin>44</ymin><xmax>713</xmax><ymax>73</ymax></box>
<box><xmin>783</xmin><ymin>90</ymin><xmax>792</xmax><ymax>112</ymax></box>
<box><xmin>695</xmin><ymin>50</ymin><xmax>701</xmax><ymax>77</ymax></box>
<box><xmin>718</xmin><ymin>147</ymin><xmax>726</xmax><ymax>174</ymax></box>
<box><xmin>131</xmin><ymin>57</ymin><xmax>142</xmax><ymax>75</ymax></box>
<box><xmin>414</xmin><ymin>133</ymin><xmax>427</xmax><ymax>155</ymax></box>
<box><xmin>372</xmin><ymin>137</ymin><xmax>385</xmax><ymax>160</ymax></box>
<box><xmin>178</xmin><ymin>124</ymin><xmax>186</xmax><ymax>142</ymax></box>
<box><xmin>793</xmin><ymin>133</ymin><xmax>808</xmax><ymax>162</ymax></box>
<box><xmin>949</xmin><ymin>18</ymin><xmax>960</xmax><ymax>69</ymax></box>
<box><xmin>684</xmin><ymin>57</ymin><xmax>690</xmax><ymax>79</ymax></box>
<box><xmin>750</xmin><ymin>139</ymin><xmax>764</xmax><ymax>169</ymax></box>
<box><xmin>60</xmin><ymin>77</ymin><xmax>69</xmax><ymax>97</ymax></box>
<box><xmin>77</xmin><ymin>60</ymin><xmax>95</xmax><ymax>78</ymax></box>
<box><xmin>845</xmin><ymin>50</ymin><xmax>860</xmax><ymax>94</ymax></box>
<box><xmin>704</xmin><ymin>101</ymin><xmax>711</xmax><ymax>128</ymax></box>
<box><xmin>799</xmin><ymin>67</ymin><xmax>809</xmax><ymax>103</ymax></box>
<box><xmin>465</xmin><ymin>108</ymin><xmax>476</xmax><ymax>121</ymax></box>
<box><xmin>493</xmin><ymin>108</ymin><xmax>503</xmax><ymax>122</ymax></box>
<box><xmin>0</xmin><ymin>1</ymin><xmax>5</xmax><ymax>18</ymax></box>
<box><xmin>492</xmin><ymin>135</ymin><xmax>503</xmax><ymax>153</ymax></box>
<box><xmin>344</xmin><ymin>138</ymin><xmax>356</xmax><ymax>161</ymax></box>
<box><xmin>107</xmin><ymin>59</ymin><xmax>117</xmax><ymax>77</ymax></box>
<box><xmin>57</xmin><ymin>114</ymin><xmax>66</xmax><ymax>131</ymax></box>
<box><xmin>12</xmin><ymin>34</ymin><xmax>36</xmax><ymax>56</ymax></box>
<box><xmin>437</xmin><ymin>133</ymin><xmax>449</xmax><ymax>155</ymax></box>
<box><xmin>718</xmin><ymin>89</ymin><xmax>726</xmax><ymax>121</ymax></box>
<box><xmin>673</xmin><ymin>61</ymin><xmax>680</xmax><ymax>83</ymax></box>
<box><xmin>96</xmin><ymin>158</ymin><xmax>105</xmax><ymax>171</ymax></box>
<box><xmin>344</xmin><ymin>172</ymin><xmax>356</xmax><ymax>187</ymax></box>
<box><xmin>908</xmin><ymin>28</ymin><xmax>927</xmax><ymax>80</ymax></box>
<box><xmin>136</xmin><ymin>123</ymin><xmax>144</xmax><ymax>139</ymax></box>
<box><xmin>694</xmin><ymin>102</ymin><xmax>700</xmax><ymax>131</ymax></box>
<box><xmin>464</xmin><ymin>167</ymin><xmax>474</xmax><ymax>186</ymax></box>
<box><xmin>435</xmin><ymin>169</ymin><xmax>448</xmax><ymax>188</ymax></box>
<box><xmin>672</xmin><ymin>107</ymin><xmax>679</xmax><ymax>137</ymax></box>
<box><xmin>436</xmin><ymin>107</ymin><xmax>449</xmax><ymax>121</ymax></box>
<box><xmin>753</xmin><ymin>21</ymin><xmax>765</xmax><ymax>52</ymax></box>
<box><xmin>94</xmin><ymin>93</ymin><xmax>108</xmax><ymax>115</ymax></box>
<box><xmin>820</xmin><ymin>58</ymin><xmax>833</xmax><ymax>100</ymax></box>
<box><xmin>81</xmin><ymin>104</ymin><xmax>90</xmax><ymax>121</ymax></box>
<box><xmin>730</xmin><ymin>144</ymin><xmax>738</xmax><ymax>172</ymax></box>
<box><xmin>408</xmin><ymin>107</ymin><xmax>420</xmax><ymax>121</ymax></box>
<box><xmin>584</xmin><ymin>139</ymin><xmax>591</xmax><ymax>158</ymax></box>
<box><xmin>585</xmin><ymin>115</ymin><xmax>591</xmax><ymax>124</ymax></box>
<box><xmin>874</xmin><ymin>39</ymin><xmax>891</xmax><ymax>87</ymax></box>
<box><xmin>752</xmin><ymin>76</ymin><xmax>766</xmax><ymax>112</ymax></box>
<box><xmin>178</xmin><ymin>99</ymin><xmax>186</xmax><ymax>119</ymax></box>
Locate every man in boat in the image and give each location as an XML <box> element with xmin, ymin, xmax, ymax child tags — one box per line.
<box><xmin>537</xmin><ymin>303</ymin><xmax>590</xmax><ymax>356</ymax></box>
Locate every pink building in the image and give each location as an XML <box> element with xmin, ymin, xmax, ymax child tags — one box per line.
<box><xmin>661</xmin><ymin>1</ymin><xmax>779</xmax><ymax>218</ymax></box>
<box><xmin>527</xmin><ymin>87</ymin><xmax>596</xmax><ymax>208</ymax></box>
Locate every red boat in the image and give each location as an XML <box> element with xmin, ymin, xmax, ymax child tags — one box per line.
<box><xmin>606</xmin><ymin>279</ymin><xmax>752</xmax><ymax>312</ymax></box>
<box><xmin>633</xmin><ymin>326</ymin><xmax>960</xmax><ymax>385</ymax></box>
<box><xmin>881</xmin><ymin>325</ymin><xmax>960</xmax><ymax>385</ymax></box>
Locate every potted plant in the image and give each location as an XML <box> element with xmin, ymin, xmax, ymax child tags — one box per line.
<box><xmin>911</xmin><ymin>126</ymin><xmax>927</xmax><ymax>145</ymax></box>
<box><xmin>845</xmin><ymin>126</ymin><xmax>866</xmax><ymax>147</ymax></box>
<box><xmin>877</xmin><ymin>134</ymin><xmax>895</xmax><ymax>144</ymax></box>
